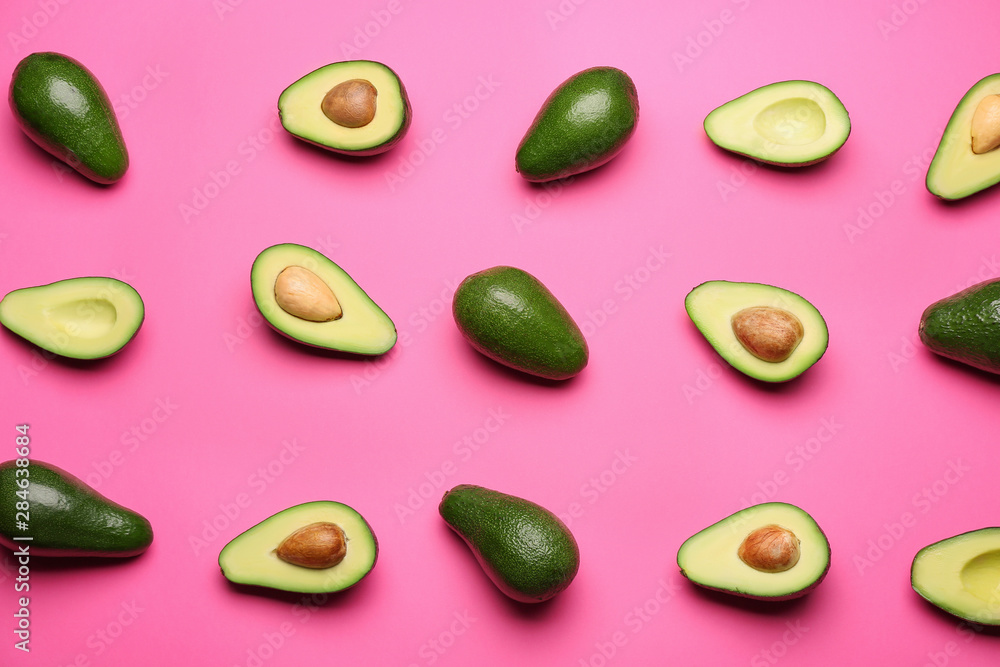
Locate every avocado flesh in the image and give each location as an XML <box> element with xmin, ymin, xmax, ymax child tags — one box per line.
<box><xmin>704</xmin><ymin>80</ymin><xmax>850</xmax><ymax>166</ymax></box>
<box><xmin>685</xmin><ymin>281</ymin><xmax>828</xmax><ymax>382</ymax></box>
<box><xmin>911</xmin><ymin>528</ymin><xmax>1000</xmax><ymax>625</ymax></box>
<box><xmin>926</xmin><ymin>74</ymin><xmax>1000</xmax><ymax>200</ymax></box>
<box><xmin>9</xmin><ymin>52</ymin><xmax>128</xmax><ymax>184</ymax></box>
<box><xmin>677</xmin><ymin>502</ymin><xmax>830</xmax><ymax>601</ymax></box>
<box><xmin>0</xmin><ymin>460</ymin><xmax>153</xmax><ymax>557</ymax></box>
<box><xmin>278</xmin><ymin>60</ymin><xmax>411</xmax><ymax>156</ymax></box>
<box><xmin>452</xmin><ymin>266</ymin><xmax>588</xmax><ymax>380</ymax></box>
<box><xmin>219</xmin><ymin>501</ymin><xmax>377</xmax><ymax>594</ymax></box>
<box><xmin>439</xmin><ymin>484</ymin><xmax>579</xmax><ymax>603</ymax></box>
<box><xmin>919</xmin><ymin>278</ymin><xmax>1000</xmax><ymax>374</ymax></box>
<box><xmin>515</xmin><ymin>66</ymin><xmax>639</xmax><ymax>182</ymax></box>
<box><xmin>0</xmin><ymin>276</ymin><xmax>144</xmax><ymax>359</ymax></box>
<box><xmin>251</xmin><ymin>243</ymin><xmax>396</xmax><ymax>355</ymax></box>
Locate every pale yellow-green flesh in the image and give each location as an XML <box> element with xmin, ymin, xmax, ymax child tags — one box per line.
<box><xmin>704</xmin><ymin>80</ymin><xmax>850</xmax><ymax>165</ymax></box>
<box><xmin>685</xmin><ymin>281</ymin><xmax>828</xmax><ymax>382</ymax></box>
<box><xmin>927</xmin><ymin>74</ymin><xmax>1000</xmax><ymax>200</ymax></box>
<box><xmin>0</xmin><ymin>277</ymin><xmax>143</xmax><ymax>359</ymax></box>
<box><xmin>678</xmin><ymin>503</ymin><xmax>829</xmax><ymax>599</ymax></box>
<box><xmin>912</xmin><ymin>528</ymin><xmax>1000</xmax><ymax>624</ymax></box>
<box><xmin>278</xmin><ymin>61</ymin><xmax>406</xmax><ymax>152</ymax></box>
<box><xmin>251</xmin><ymin>243</ymin><xmax>396</xmax><ymax>355</ymax></box>
<box><xmin>219</xmin><ymin>502</ymin><xmax>377</xmax><ymax>594</ymax></box>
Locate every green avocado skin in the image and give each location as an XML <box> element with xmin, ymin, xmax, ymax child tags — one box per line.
<box><xmin>452</xmin><ymin>266</ymin><xmax>588</xmax><ymax>380</ymax></box>
<box><xmin>516</xmin><ymin>66</ymin><xmax>638</xmax><ymax>182</ymax></box>
<box><xmin>0</xmin><ymin>460</ymin><xmax>152</xmax><ymax>557</ymax></box>
<box><xmin>919</xmin><ymin>279</ymin><xmax>1000</xmax><ymax>374</ymax></box>
<box><xmin>9</xmin><ymin>52</ymin><xmax>128</xmax><ymax>184</ymax></box>
<box><xmin>439</xmin><ymin>485</ymin><xmax>579</xmax><ymax>603</ymax></box>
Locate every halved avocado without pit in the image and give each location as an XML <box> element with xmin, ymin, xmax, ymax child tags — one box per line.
<box><xmin>677</xmin><ymin>502</ymin><xmax>831</xmax><ymax>601</ymax></box>
<box><xmin>911</xmin><ymin>527</ymin><xmax>1000</xmax><ymax>625</ymax></box>
<box><xmin>685</xmin><ymin>280</ymin><xmax>828</xmax><ymax>382</ymax></box>
<box><xmin>926</xmin><ymin>73</ymin><xmax>1000</xmax><ymax>200</ymax></box>
<box><xmin>278</xmin><ymin>60</ymin><xmax>411</xmax><ymax>156</ymax></box>
<box><xmin>0</xmin><ymin>276</ymin><xmax>144</xmax><ymax>359</ymax></box>
<box><xmin>219</xmin><ymin>501</ymin><xmax>378</xmax><ymax>594</ymax></box>
<box><xmin>251</xmin><ymin>243</ymin><xmax>396</xmax><ymax>355</ymax></box>
<box><xmin>704</xmin><ymin>80</ymin><xmax>850</xmax><ymax>167</ymax></box>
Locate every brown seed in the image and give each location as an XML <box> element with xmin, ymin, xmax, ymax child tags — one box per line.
<box><xmin>731</xmin><ymin>306</ymin><xmax>804</xmax><ymax>363</ymax></box>
<box><xmin>275</xmin><ymin>522</ymin><xmax>347</xmax><ymax>569</ymax></box>
<box><xmin>274</xmin><ymin>265</ymin><xmax>343</xmax><ymax>322</ymax></box>
<box><xmin>971</xmin><ymin>94</ymin><xmax>1000</xmax><ymax>155</ymax></box>
<box><xmin>321</xmin><ymin>79</ymin><xmax>378</xmax><ymax>128</ymax></box>
<box><xmin>738</xmin><ymin>524</ymin><xmax>801</xmax><ymax>573</ymax></box>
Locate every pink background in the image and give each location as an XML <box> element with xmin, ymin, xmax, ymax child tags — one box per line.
<box><xmin>3</xmin><ymin>0</ymin><xmax>1000</xmax><ymax>664</ymax></box>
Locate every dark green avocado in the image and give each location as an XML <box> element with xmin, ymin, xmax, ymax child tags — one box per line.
<box><xmin>919</xmin><ymin>279</ymin><xmax>1000</xmax><ymax>373</ymax></box>
<box><xmin>515</xmin><ymin>66</ymin><xmax>639</xmax><ymax>182</ymax></box>
<box><xmin>452</xmin><ymin>266</ymin><xmax>588</xmax><ymax>380</ymax></box>
<box><xmin>9</xmin><ymin>52</ymin><xmax>129</xmax><ymax>184</ymax></box>
<box><xmin>439</xmin><ymin>484</ymin><xmax>580</xmax><ymax>603</ymax></box>
<box><xmin>0</xmin><ymin>460</ymin><xmax>152</xmax><ymax>557</ymax></box>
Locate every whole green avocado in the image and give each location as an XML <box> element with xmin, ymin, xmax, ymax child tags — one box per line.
<box><xmin>452</xmin><ymin>266</ymin><xmax>588</xmax><ymax>380</ymax></box>
<box><xmin>919</xmin><ymin>279</ymin><xmax>1000</xmax><ymax>373</ymax></box>
<box><xmin>9</xmin><ymin>52</ymin><xmax>129</xmax><ymax>184</ymax></box>
<box><xmin>439</xmin><ymin>484</ymin><xmax>580</xmax><ymax>603</ymax></box>
<box><xmin>0</xmin><ymin>460</ymin><xmax>152</xmax><ymax>557</ymax></box>
<box><xmin>515</xmin><ymin>66</ymin><xmax>638</xmax><ymax>182</ymax></box>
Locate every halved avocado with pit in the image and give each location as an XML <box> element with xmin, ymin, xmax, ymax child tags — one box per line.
<box><xmin>677</xmin><ymin>502</ymin><xmax>831</xmax><ymax>601</ymax></box>
<box><xmin>0</xmin><ymin>276</ymin><xmax>143</xmax><ymax>359</ymax></box>
<box><xmin>685</xmin><ymin>280</ymin><xmax>828</xmax><ymax>382</ymax></box>
<box><xmin>219</xmin><ymin>501</ymin><xmax>378</xmax><ymax>594</ymax></box>
<box><xmin>704</xmin><ymin>80</ymin><xmax>851</xmax><ymax>167</ymax></box>
<box><xmin>278</xmin><ymin>60</ymin><xmax>411</xmax><ymax>156</ymax></box>
<box><xmin>251</xmin><ymin>243</ymin><xmax>396</xmax><ymax>355</ymax></box>
<box><xmin>911</xmin><ymin>527</ymin><xmax>1000</xmax><ymax>625</ymax></box>
<box><xmin>926</xmin><ymin>73</ymin><xmax>1000</xmax><ymax>200</ymax></box>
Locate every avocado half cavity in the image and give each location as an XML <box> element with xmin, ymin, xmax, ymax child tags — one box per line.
<box><xmin>278</xmin><ymin>60</ymin><xmax>411</xmax><ymax>156</ymax></box>
<box><xmin>704</xmin><ymin>80</ymin><xmax>850</xmax><ymax>167</ymax></box>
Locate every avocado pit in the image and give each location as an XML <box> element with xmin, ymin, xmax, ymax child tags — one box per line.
<box><xmin>971</xmin><ymin>94</ymin><xmax>1000</xmax><ymax>155</ymax></box>
<box><xmin>731</xmin><ymin>306</ymin><xmax>804</xmax><ymax>363</ymax></box>
<box><xmin>275</xmin><ymin>521</ymin><xmax>347</xmax><ymax>569</ymax></box>
<box><xmin>274</xmin><ymin>265</ymin><xmax>343</xmax><ymax>322</ymax></box>
<box><xmin>738</xmin><ymin>524</ymin><xmax>801</xmax><ymax>573</ymax></box>
<box><xmin>321</xmin><ymin>79</ymin><xmax>378</xmax><ymax>128</ymax></box>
